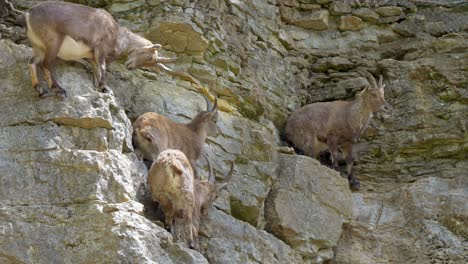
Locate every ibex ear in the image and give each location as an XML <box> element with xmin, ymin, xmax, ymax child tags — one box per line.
<box><xmin>141</xmin><ymin>130</ymin><xmax>154</xmax><ymax>144</ymax></box>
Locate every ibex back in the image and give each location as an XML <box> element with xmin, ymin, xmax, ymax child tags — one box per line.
<box><xmin>285</xmin><ymin>70</ymin><xmax>389</xmax><ymax>190</ymax></box>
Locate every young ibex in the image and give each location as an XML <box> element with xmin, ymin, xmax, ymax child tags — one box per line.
<box><xmin>285</xmin><ymin>70</ymin><xmax>389</xmax><ymax>190</ymax></box>
<box><xmin>23</xmin><ymin>1</ymin><xmax>179</xmax><ymax>98</ymax></box>
<box><xmin>148</xmin><ymin>149</ymin><xmax>234</xmax><ymax>249</ymax></box>
<box><xmin>133</xmin><ymin>96</ymin><xmax>219</xmax><ymax>178</ymax></box>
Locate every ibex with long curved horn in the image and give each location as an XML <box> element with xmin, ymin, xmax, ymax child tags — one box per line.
<box><xmin>23</xmin><ymin>1</ymin><xmax>181</xmax><ymax>97</ymax></box>
<box><xmin>285</xmin><ymin>70</ymin><xmax>389</xmax><ymax>190</ymax></box>
<box><xmin>148</xmin><ymin>149</ymin><xmax>234</xmax><ymax>249</ymax></box>
<box><xmin>133</xmin><ymin>96</ymin><xmax>219</xmax><ymax>178</ymax></box>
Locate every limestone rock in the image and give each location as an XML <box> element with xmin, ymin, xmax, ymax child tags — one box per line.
<box><xmin>339</xmin><ymin>15</ymin><xmax>365</xmax><ymax>31</ymax></box>
<box><xmin>1</xmin><ymin>1</ymin><xmax>467</xmax><ymax>263</ymax></box>
<box><xmin>329</xmin><ymin>1</ymin><xmax>352</xmax><ymax>15</ymax></box>
<box><xmin>374</xmin><ymin>6</ymin><xmax>403</xmax><ymax>17</ymax></box>
<box><xmin>335</xmin><ymin>176</ymin><xmax>468</xmax><ymax>263</ymax></box>
<box><xmin>313</xmin><ymin>56</ymin><xmax>354</xmax><ymax>72</ymax></box>
<box><xmin>147</xmin><ymin>22</ymin><xmax>208</xmax><ymax>54</ymax></box>
<box><xmin>265</xmin><ymin>154</ymin><xmax>352</xmax><ymax>262</ymax></box>
<box><xmin>280</xmin><ymin>7</ymin><xmax>330</xmax><ymax>31</ymax></box>
<box><xmin>200</xmin><ymin>209</ymin><xmax>303</xmax><ymax>264</ymax></box>
<box><xmin>352</xmin><ymin>8</ymin><xmax>380</xmax><ymax>23</ymax></box>
<box><xmin>295</xmin><ymin>10</ymin><xmax>330</xmax><ymax>30</ymax></box>
<box><xmin>0</xmin><ymin>39</ymin><xmax>207</xmax><ymax>264</ymax></box>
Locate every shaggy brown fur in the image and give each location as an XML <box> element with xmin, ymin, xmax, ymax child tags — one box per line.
<box><xmin>148</xmin><ymin>149</ymin><xmax>233</xmax><ymax>249</ymax></box>
<box><xmin>285</xmin><ymin>71</ymin><xmax>388</xmax><ymax>190</ymax></box>
<box><xmin>24</xmin><ymin>1</ymin><xmax>177</xmax><ymax>97</ymax></box>
<box><xmin>133</xmin><ymin>97</ymin><xmax>219</xmax><ymax>178</ymax></box>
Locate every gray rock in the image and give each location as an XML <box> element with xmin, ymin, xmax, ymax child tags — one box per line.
<box><xmin>295</xmin><ymin>10</ymin><xmax>330</xmax><ymax>30</ymax></box>
<box><xmin>1</xmin><ymin>1</ymin><xmax>467</xmax><ymax>263</ymax></box>
<box><xmin>335</xmin><ymin>176</ymin><xmax>468</xmax><ymax>263</ymax></box>
<box><xmin>313</xmin><ymin>57</ymin><xmax>354</xmax><ymax>72</ymax></box>
<box><xmin>0</xmin><ymin>38</ymin><xmax>207</xmax><ymax>264</ymax></box>
<box><xmin>352</xmin><ymin>8</ymin><xmax>380</xmax><ymax>23</ymax></box>
<box><xmin>374</xmin><ymin>6</ymin><xmax>403</xmax><ymax>17</ymax></box>
<box><xmin>339</xmin><ymin>15</ymin><xmax>365</xmax><ymax>31</ymax></box>
<box><xmin>280</xmin><ymin>7</ymin><xmax>330</xmax><ymax>30</ymax></box>
<box><xmin>265</xmin><ymin>154</ymin><xmax>352</xmax><ymax>261</ymax></box>
<box><xmin>200</xmin><ymin>209</ymin><xmax>303</xmax><ymax>264</ymax></box>
<box><xmin>329</xmin><ymin>1</ymin><xmax>352</xmax><ymax>15</ymax></box>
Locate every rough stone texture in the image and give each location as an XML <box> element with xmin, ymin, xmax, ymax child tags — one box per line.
<box><xmin>374</xmin><ymin>6</ymin><xmax>404</xmax><ymax>17</ymax></box>
<box><xmin>329</xmin><ymin>1</ymin><xmax>352</xmax><ymax>15</ymax></box>
<box><xmin>280</xmin><ymin>8</ymin><xmax>330</xmax><ymax>30</ymax></box>
<box><xmin>339</xmin><ymin>15</ymin><xmax>365</xmax><ymax>31</ymax></box>
<box><xmin>0</xmin><ymin>39</ymin><xmax>206</xmax><ymax>264</ymax></box>
<box><xmin>352</xmin><ymin>8</ymin><xmax>380</xmax><ymax>23</ymax></box>
<box><xmin>199</xmin><ymin>209</ymin><xmax>303</xmax><ymax>264</ymax></box>
<box><xmin>335</xmin><ymin>176</ymin><xmax>467</xmax><ymax>263</ymax></box>
<box><xmin>1</xmin><ymin>0</ymin><xmax>467</xmax><ymax>263</ymax></box>
<box><xmin>265</xmin><ymin>154</ymin><xmax>352</xmax><ymax>262</ymax></box>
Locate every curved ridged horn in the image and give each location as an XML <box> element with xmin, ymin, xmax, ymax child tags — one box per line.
<box><xmin>222</xmin><ymin>161</ymin><xmax>234</xmax><ymax>183</ymax></box>
<box><xmin>154</xmin><ymin>57</ymin><xmax>178</xmax><ymax>64</ymax></box>
<box><xmin>216</xmin><ymin>161</ymin><xmax>234</xmax><ymax>191</ymax></box>
<box><xmin>211</xmin><ymin>97</ymin><xmax>218</xmax><ymax>112</ymax></box>
<box><xmin>204</xmin><ymin>154</ymin><xmax>215</xmax><ymax>183</ymax></box>
<box><xmin>204</xmin><ymin>95</ymin><xmax>212</xmax><ymax>112</ymax></box>
<box><xmin>362</xmin><ymin>70</ymin><xmax>377</xmax><ymax>88</ymax></box>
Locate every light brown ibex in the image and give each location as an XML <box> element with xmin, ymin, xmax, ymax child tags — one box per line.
<box><xmin>285</xmin><ymin>70</ymin><xmax>389</xmax><ymax>190</ymax></box>
<box><xmin>148</xmin><ymin>149</ymin><xmax>233</xmax><ymax>249</ymax></box>
<box><xmin>133</xmin><ymin>96</ymin><xmax>219</xmax><ymax>178</ymax></box>
<box><xmin>23</xmin><ymin>1</ymin><xmax>181</xmax><ymax>98</ymax></box>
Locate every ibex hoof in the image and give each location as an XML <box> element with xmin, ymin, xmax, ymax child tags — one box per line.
<box><xmin>39</xmin><ymin>90</ymin><xmax>54</xmax><ymax>98</ymax></box>
<box><xmin>56</xmin><ymin>89</ymin><xmax>67</xmax><ymax>98</ymax></box>
<box><xmin>349</xmin><ymin>180</ymin><xmax>361</xmax><ymax>191</ymax></box>
<box><xmin>101</xmin><ymin>86</ymin><xmax>112</xmax><ymax>94</ymax></box>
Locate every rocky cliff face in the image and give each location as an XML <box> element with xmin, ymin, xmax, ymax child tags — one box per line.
<box><xmin>0</xmin><ymin>0</ymin><xmax>466</xmax><ymax>263</ymax></box>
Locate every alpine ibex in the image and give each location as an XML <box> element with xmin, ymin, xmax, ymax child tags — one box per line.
<box><xmin>285</xmin><ymin>70</ymin><xmax>389</xmax><ymax>190</ymax></box>
<box><xmin>133</xmin><ymin>96</ymin><xmax>219</xmax><ymax>178</ymax></box>
<box><xmin>23</xmin><ymin>1</ymin><xmax>179</xmax><ymax>98</ymax></box>
<box><xmin>148</xmin><ymin>149</ymin><xmax>234</xmax><ymax>249</ymax></box>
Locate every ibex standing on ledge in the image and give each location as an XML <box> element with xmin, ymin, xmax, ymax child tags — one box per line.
<box><xmin>285</xmin><ymin>70</ymin><xmax>389</xmax><ymax>190</ymax></box>
<box><xmin>23</xmin><ymin>1</ymin><xmax>178</xmax><ymax>98</ymax></box>
<box><xmin>133</xmin><ymin>96</ymin><xmax>219</xmax><ymax>178</ymax></box>
<box><xmin>148</xmin><ymin>149</ymin><xmax>234</xmax><ymax>249</ymax></box>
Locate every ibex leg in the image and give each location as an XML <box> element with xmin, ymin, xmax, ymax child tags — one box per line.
<box><xmin>86</xmin><ymin>59</ymin><xmax>100</xmax><ymax>88</ymax></box>
<box><xmin>327</xmin><ymin>138</ymin><xmax>340</xmax><ymax>171</ymax></box>
<box><xmin>304</xmin><ymin>134</ymin><xmax>320</xmax><ymax>159</ymax></box>
<box><xmin>41</xmin><ymin>37</ymin><xmax>67</xmax><ymax>98</ymax></box>
<box><xmin>93</xmin><ymin>49</ymin><xmax>111</xmax><ymax>93</ymax></box>
<box><xmin>28</xmin><ymin>49</ymin><xmax>53</xmax><ymax>97</ymax></box>
<box><xmin>343</xmin><ymin>144</ymin><xmax>360</xmax><ymax>190</ymax></box>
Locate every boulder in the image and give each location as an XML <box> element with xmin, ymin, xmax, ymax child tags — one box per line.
<box><xmin>265</xmin><ymin>154</ymin><xmax>353</xmax><ymax>262</ymax></box>
<box><xmin>339</xmin><ymin>15</ymin><xmax>365</xmax><ymax>31</ymax></box>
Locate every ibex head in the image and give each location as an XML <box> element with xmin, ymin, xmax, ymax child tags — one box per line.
<box><xmin>191</xmin><ymin>96</ymin><xmax>219</xmax><ymax>137</ymax></box>
<box><xmin>199</xmin><ymin>156</ymin><xmax>234</xmax><ymax>215</ymax></box>
<box><xmin>125</xmin><ymin>44</ymin><xmax>162</xmax><ymax>70</ymax></box>
<box><xmin>360</xmin><ymin>70</ymin><xmax>389</xmax><ymax>112</ymax></box>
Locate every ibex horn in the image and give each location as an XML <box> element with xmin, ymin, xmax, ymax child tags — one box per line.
<box><xmin>378</xmin><ymin>75</ymin><xmax>384</xmax><ymax>88</ymax></box>
<box><xmin>211</xmin><ymin>97</ymin><xmax>218</xmax><ymax>113</ymax></box>
<box><xmin>216</xmin><ymin>161</ymin><xmax>234</xmax><ymax>191</ymax></box>
<box><xmin>362</xmin><ymin>70</ymin><xmax>377</xmax><ymax>88</ymax></box>
<box><xmin>204</xmin><ymin>95</ymin><xmax>212</xmax><ymax>112</ymax></box>
<box><xmin>204</xmin><ymin>154</ymin><xmax>215</xmax><ymax>183</ymax></box>
<box><xmin>223</xmin><ymin>161</ymin><xmax>234</xmax><ymax>183</ymax></box>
